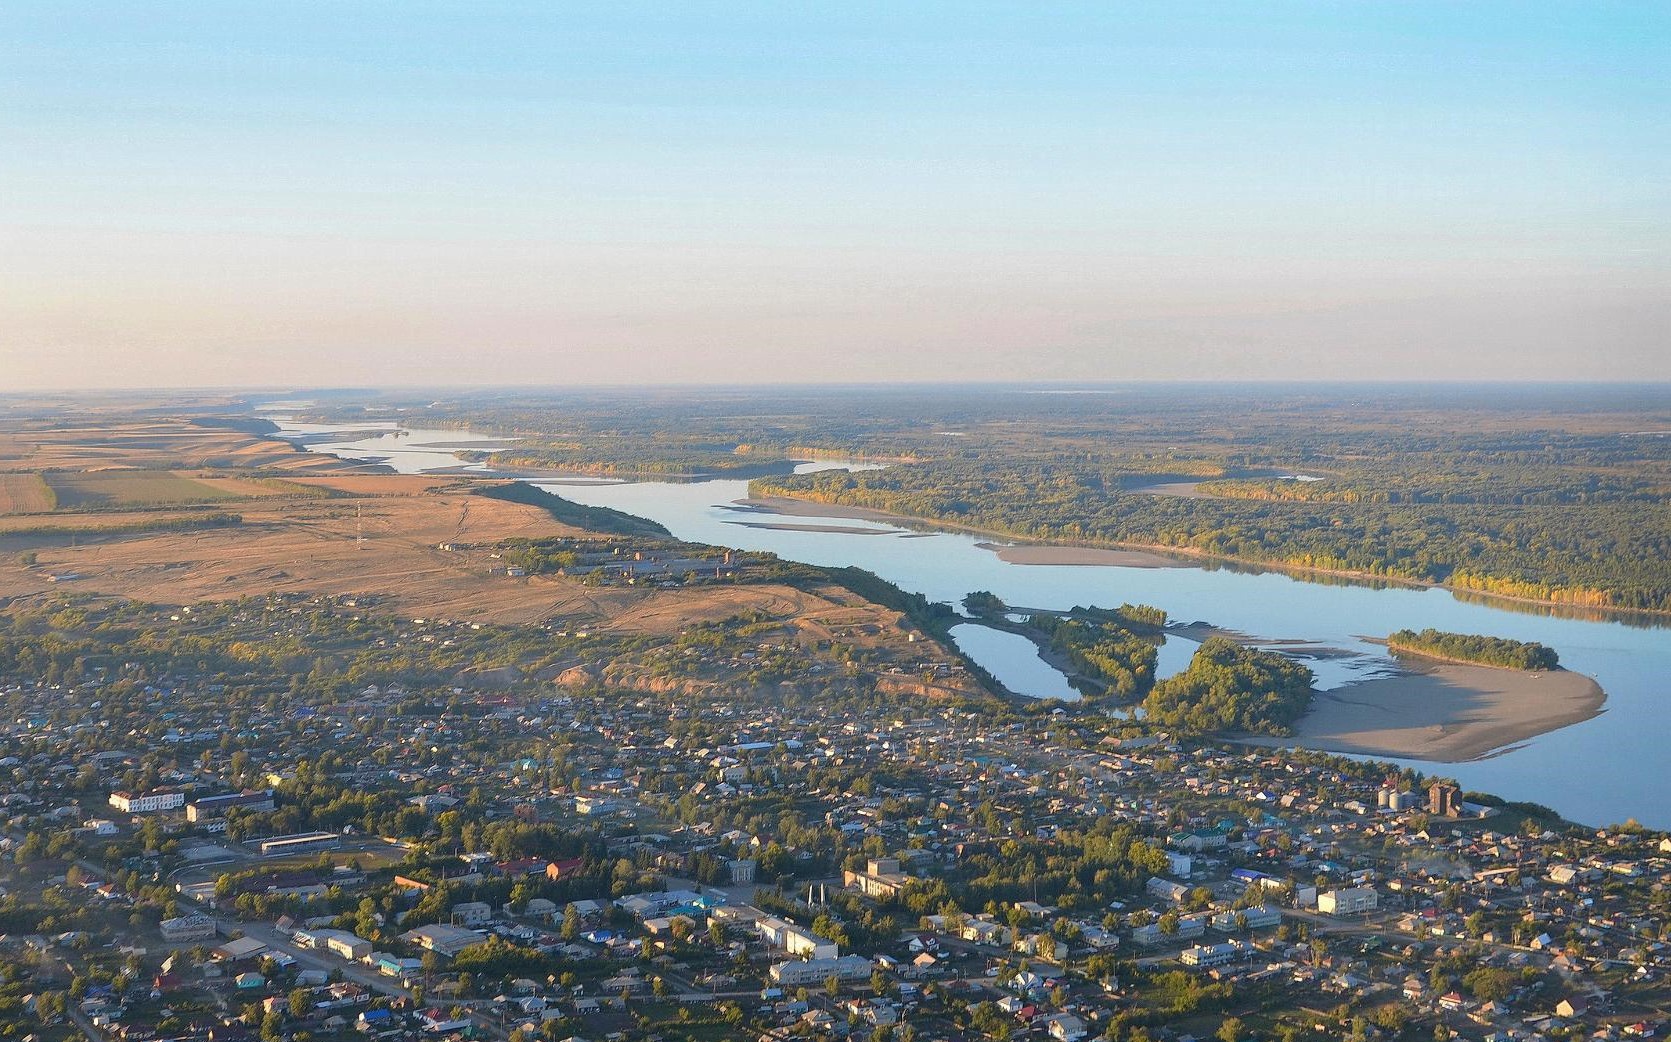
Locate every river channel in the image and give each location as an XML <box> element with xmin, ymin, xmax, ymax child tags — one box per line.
<box><xmin>275</xmin><ymin>421</ymin><xmax>1671</xmax><ymax>828</ymax></box>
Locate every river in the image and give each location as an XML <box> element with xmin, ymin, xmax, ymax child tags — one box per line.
<box><xmin>273</xmin><ymin>421</ymin><xmax>1670</xmax><ymax>828</ymax></box>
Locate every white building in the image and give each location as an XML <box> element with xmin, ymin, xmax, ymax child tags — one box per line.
<box><xmin>1210</xmin><ymin>905</ymin><xmax>1283</xmax><ymax>932</ymax></box>
<box><xmin>1318</xmin><ymin>887</ymin><xmax>1379</xmax><ymax>916</ymax></box>
<box><xmin>160</xmin><ymin>914</ymin><xmax>218</xmax><ymax>942</ymax></box>
<box><xmin>1180</xmin><ymin>940</ymin><xmax>1253</xmax><ymax>967</ymax></box>
<box><xmin>109</xmin><ymin>789</ymin><xmax>184</xmax><ymax>814</ymax></box>
<box><xmin>769</xmin><ymin>955</ymin><xmax>874</xmax><ymax>987</ymax></box>
<box><xmin>758</xmin><ymin>916</ymin><xmax>839</xmax><ymax>960</ymax></box>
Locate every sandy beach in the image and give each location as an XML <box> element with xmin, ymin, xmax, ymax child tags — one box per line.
<box><xmin>1242</xmin><ymin>661</ymin><xmax>1605</xmax><ymax>763</ymax></box>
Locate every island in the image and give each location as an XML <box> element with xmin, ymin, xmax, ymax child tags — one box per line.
<box><xmin>1386</xmin><ymin>628</ymin><xmax>1560</xmax><ymax>671</ymax></box>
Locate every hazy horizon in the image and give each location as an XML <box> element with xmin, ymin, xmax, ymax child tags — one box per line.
<box><xmin>4</xmin><ymin>3</ymin><xmax>1667</xmax><ymax>389</ymax></box>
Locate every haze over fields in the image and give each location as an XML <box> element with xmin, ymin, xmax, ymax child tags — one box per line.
<box><xmin>3</xmin><ymin>3</ymin><xmax>1667</xmax><ymax>388</ymax></box>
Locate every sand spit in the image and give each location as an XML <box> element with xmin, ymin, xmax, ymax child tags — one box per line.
<box><xmin>1241</xmin><ymin>661</ymin><xmax>1605</xmax><ymax>763</ymax></box>
<box><xmin>732</xmin><ymin>497</ymin><xmax>922</xmax><ymax>524</ymax></box>
<box><xmin>726</xmin><ymin>520</ymin><xmax>900</xmax><ymax>536</ymax></box>
<box><xmin>974</xmin><ymin>542</ymin><xmax>1187</xmax><ymax>569</ymax></box>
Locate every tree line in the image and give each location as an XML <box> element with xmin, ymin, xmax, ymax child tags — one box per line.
<box><xmin>1387</xmin><ymin>628</ymin><xmax>1559</xmax><ymax>671</ymax></box>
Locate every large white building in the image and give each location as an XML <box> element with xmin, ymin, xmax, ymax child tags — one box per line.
<box><xmin>1318</xmin><ymin>887</ymin><xmax>1379</xmax><ymax>916</ymax></box>
<box><xmin>769</xmin><ymin>955</ymin><xmax>874</xmax><ymax>987</ymax></box>
<box><xmin>844</xmin><ymin>857</ymin><xmax>913</xmax><ymax>899</ymax></box>
<box><xmin>1180</xmin><ymin>940</ymin><xmax>1253</xmax><ymax>968</ymax></box>
<box><xmin>160</xmin><ymin>913</ymin><xmax>218</xmax><ymax>942</ymax></box>
<box><xmin>109</xmin><ymin>789</ymin><xmax>185</xmax><ymax>814</ymax></box>
<box><xmin>757</xmin><ymin>916</ymin><xmax>839</xmax><ymax>960</ymax></box>
<box><xmin>399</xmin><ymin>923</ymin><xmax>484</xmax><ymax>958</ymax></box>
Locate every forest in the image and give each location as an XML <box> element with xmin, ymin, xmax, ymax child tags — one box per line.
<box><xmin>1027</xmin><ymin>612</ymin><xmax>1160</xmax><ymax>698</ymax></box>
<box><xmin>1141</xmin><ymin>637</ymin><xmax>1316</xmax><ymax>735</ymax></box>
<box><xmin>753</xmin><ymin>462</ymin><xmax>1671</xmax><ymax>613</ymax></box>
<box><xmin>1387</xmin><ymin>628</ymin><xmax>1560</xmax><ymax>671</ymax></box>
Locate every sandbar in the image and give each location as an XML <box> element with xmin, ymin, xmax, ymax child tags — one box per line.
<box><xmin>725</xmin><ymin>520</ymin><xmax>899</xmax><ymax>536</ymax></box>
<box><xmin>1241</xmin><ymin>661</ymin><xmax>1604</xmax><ymax>763</ymax></box>
<box><xmin>733</xmin><ymin>496</ymin><xmax>923</xmax><ymax>524</ymax></box>
<box><xmin>975</xmin><ymin>543</ymin><xmax>1186</xmax><ymax>569</ymax></box>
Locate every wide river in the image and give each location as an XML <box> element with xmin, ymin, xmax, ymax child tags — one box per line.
<box><xmin>277</xmin><ymin>422</ymin><xmax>1671</xmax><ymax>829</ymax></box>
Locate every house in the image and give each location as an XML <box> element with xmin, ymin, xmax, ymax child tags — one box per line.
<box><xmin>961</xmin><ymin>918</ymin><xmax>1011</xmax><ymax>946</ymax></box>
<box><xmin>1046</xmin><ymin>1013</ymin><xmax>1090</xmax><ymax>1041</ymax></box>
<box><xmin>1557</xmin><ymin>997</ymin><xmax>1590</xmax><ymax>1019</ymax></box>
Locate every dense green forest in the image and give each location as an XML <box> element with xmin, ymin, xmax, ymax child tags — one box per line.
<box><xmin>754</xmin><ymin>462</ymin><xmax>1671</xmax><ymax>613</ymax></box>
<box><xmin>1387</xmin><ymin>628</ymin><xmax>1560</xmax><ymax>671</ymax></box>
<box><xmin>1028</xmin><ymin>612</ymin><xmax>1159</xmax><ymax>697</ymax></box>
<box><xmin>1142</xmin><ymin>637</ymin><xmax>1315</xmax><ymax>735</ymax></box>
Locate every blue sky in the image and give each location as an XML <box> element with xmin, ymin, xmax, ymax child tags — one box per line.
<box><xmin>2</xmin><ymin>2</ymin><xmax>1666</xmax><ymax>387</ymax></box>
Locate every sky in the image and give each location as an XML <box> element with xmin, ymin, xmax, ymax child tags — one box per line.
<box><xmin>2</xmin><ymin>2</ymin><xmax>1667</xmax><ymax>389</ymax></box>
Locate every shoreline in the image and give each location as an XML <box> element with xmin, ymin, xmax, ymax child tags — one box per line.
<box><xmin>1237</xmin><ymin>660</ymin><xmax>1606</xmax><ymax>763</ymax></box>
<box><xmin>737</xmin><ymin>495</ymin><xmax>1668</xmax><ymax>624</ymax></box>
<box><xmin>973</xmin><ymin>542</ymin><xmax>1187</xmax><ymax>569</ymax></box>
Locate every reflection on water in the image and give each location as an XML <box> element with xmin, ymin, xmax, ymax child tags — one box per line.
<box><xmin>948</xmin><ymin>623</ymin><xmax>1081</xmax><ymax>701</ymax></box>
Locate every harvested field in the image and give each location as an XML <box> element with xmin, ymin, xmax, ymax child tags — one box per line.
<box><xmin>187</xmin><ymin>475</ymin><xmax>321</xmax><ymax>498</ymax></box>
<box><xmin>0</xmin><ymin>419</ymin><xmax>977</xmax><ymax>693</ymax></box>
<box><xmin>281</xmin><ymin>474</ymin><xmax>464</xmax><ymax>496</ymax></box>
<box><xmin>0</xmin><ymin>509</ymin><xmax>218</xmax><ymax>534</ymax></box>
<box><xmin>46</xmin><ymin>471</ymin><xmax>243</xmax><ymax>509</ymax></box>
<box><xmin>0</xmin><ymin>422</ymin><xmax>368</xmax><ymax>474</ymax></box>
<box><xmin>0</xmin><ymin>474</ymin><xmax>55</xmax><ymax>514</ymax></box>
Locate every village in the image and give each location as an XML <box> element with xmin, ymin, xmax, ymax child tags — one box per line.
<box><xmin>2</xmin><ymin>595</ymin><xmax>1670</xmax><ymax>1042</ymax></box>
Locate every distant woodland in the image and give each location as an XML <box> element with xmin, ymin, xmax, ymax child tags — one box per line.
<box><xmin>299</xmin><ymin>385</ymin><xmax>1671</xmax><ymax>615</ymax></box>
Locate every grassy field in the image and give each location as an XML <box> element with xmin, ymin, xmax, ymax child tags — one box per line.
<box><xmin>46</xmin><ymin>470</ymin><xmax>245</xmax><ymax>509</ymax></box>
<box><xmin>0</xmin><ymin>473</ymin><xmax>56</xmax><ymax>514</ymax></box>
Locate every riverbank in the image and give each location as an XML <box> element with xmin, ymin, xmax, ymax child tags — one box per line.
<box><xmin>739</xmin><ymin>495</ymin><xmax>1667</xmax><ymax>624</ymax></box>
<box><xmin>738</xmin><ymin>497</ymin><xmax>1194</xmax><ymax>568</ymax></box>
<box><xmin>1239</xmin><ymin>661</ymin><xmax>1605</xmax><ymax>763</ymax></box>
